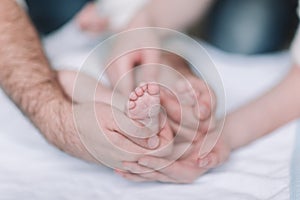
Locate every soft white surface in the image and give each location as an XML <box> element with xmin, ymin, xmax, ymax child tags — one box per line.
<box><xmin>0</xmin><ymin>18</ymin><xmax>296</xmax><ymax>199</ymax></box>
<box><xmin>292</xmin><ymin>0</ymin><xmax>300</xmax><ymax>65</ymax></box>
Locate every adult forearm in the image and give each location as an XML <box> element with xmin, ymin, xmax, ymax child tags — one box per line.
<box><xmin>225</xmin><ymin>65</ymin><xmax>300</xmax><ymax>150</ymax></box>
<box><xmin>0</xmin><ymin>1</ymin><xmax>91</xmax><ymax>161</ymax></box>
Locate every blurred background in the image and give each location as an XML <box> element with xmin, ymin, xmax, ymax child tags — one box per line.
<box><xmin>190</xmin><ymin>0</ymin><xmax>299</xmax><ymax>54</ymax></box>
<box><xmin>23</xmin><ymin>0</ymin><xmax>299</xmax><ymax>55</ymax></box>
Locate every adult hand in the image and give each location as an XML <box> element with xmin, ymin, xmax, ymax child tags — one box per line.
<box><xmin>160</xmin><ymin>76</ymin><xmax>217</xmax><ymax>144</ymax></box>
<box><xmin>57</xmin><ymin>70</ymin><xmax>175</xmax><ymax>168</ymax></box>
<box><xmin>72</xmin><ymin>102</ymin><xmax>174</xmax><ymax>169</ymax></box>
<box><xmin>157</xmin><ymin>52</ymin><xmax>217</xmax><ymax>138</ymax></box>
<box><xmin>116</xmin><ymin>127</ymin><xmax>231</xmax><ymax>183</ymax></box>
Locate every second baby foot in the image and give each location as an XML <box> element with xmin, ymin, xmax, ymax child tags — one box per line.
<box><xmin>175</xmin><ymin>77</ymin><xmax>212</xmax><ymax>120</ymax></box>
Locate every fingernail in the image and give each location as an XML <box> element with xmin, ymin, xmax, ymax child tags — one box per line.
<box><xmin>138</xmin><ymin>159</ymin><xmax>148</xmax><ymax>166</ymax></box>
<box><xmin>198</xmin><ymin>158</ymin><xmax>209</xmax><ymax>168</ymax></box>
<box><xmin>148</xmin><ymin>136</ymin><xmax>159</xmax><ymax>149</ymax></box>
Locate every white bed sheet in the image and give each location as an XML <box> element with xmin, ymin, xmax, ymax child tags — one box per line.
<box><xmin>0</xmin><ymin>21</ymin><xmax>296</xmax><ymax>200</ymax></box>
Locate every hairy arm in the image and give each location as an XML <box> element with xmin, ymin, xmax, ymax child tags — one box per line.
<box><xmin>225</xmin><ymin>65</ymin><xmax>300</xmax><ymax>150</ymax></box>
<box><xmin>0</xmin><ymin>0</ymin><xmax>92</xmax><ymax>161</ymax></box>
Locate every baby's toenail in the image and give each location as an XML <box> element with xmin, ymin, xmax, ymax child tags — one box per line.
<box><xmin>130</xmin><ymin>92</ymin><xmax>138</xmax><ymax>100</ymax></box>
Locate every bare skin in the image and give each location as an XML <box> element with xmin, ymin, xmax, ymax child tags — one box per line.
<box><xmin>6</xmin><ymin>0</ymin><xmax>300</xmax><ymax>184</ymax></box>
<box><xmin>106</xmin><ymin>0</ymin><xmax>214</xmax><ymax>95</ymax></box>
<box><xmin>0</xmin><ymin>0</ymin><xmax>216</xmax><ymax>180</ymax></box>
<box><xmin>0</xmin><ymin>0</ymin><xmax>223</xmax><ymax>180</ymax></box>
<box><xmin>119</xmin><ymin>127</ymin><xmax>231</xmax><ymax>183</ymax></box>
<box><xmin>158</xmin><ymin>52</ymin><xmax>216</xmax><ymax>136</ymax></box>
<box><xmin>119</xmin><ymin>65</ymin><xmax>300</xmax><ymax>183</ymax></box>
<box><xmin>57</xmin><ymin>49</ymin><xmax>219</xmax><ymax>178</ymax></box>
<box><xmin>127</xmin><ymin>82</ymin><xmax>161</xmax><ymax>136</ymax></box>
<box><xmin>0</xmin><ymin>1</ymin><xmax>174</xmax><ymax>169</ymax></box>
<box><xmin>58</xmin><ymin>50</ymin><xmax>216</xmax><ymax>147</ymax></box>
<box><xmin>58</xmin><ymin>71</ymin><xmax>165</xmax><ymax>149</ymax></box>
<box><xmin>0</xmin><ymin>0</ymin><xmax>91</xmax><ymax>161</ymax></box>
<box><xmin>114</xmin><ymin>0</ymin><xmax>300</xmax><ymax>183</ymax></box>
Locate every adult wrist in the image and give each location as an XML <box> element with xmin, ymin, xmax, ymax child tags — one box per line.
<box><xmin>22</xmin><ymin>74</ymin><xmax>95</xmax><ymax>162</ymax></box>
<box><xmin>36</xmin><ymin>97</ymin><xmax>95</xmax><ymax>162</ymax></box>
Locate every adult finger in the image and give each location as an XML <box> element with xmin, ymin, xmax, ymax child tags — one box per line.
<box><xmin>138</xmin><ymin>156</ymin><xmax>206</xmax><ymax>183</ymax></box>
<box><xmin>115</xmin><ymin>170</ymin><xmax>150</xmax><ymax>182</ymax></box>
<box><xmin>138</xmin><ymin>171</ymin><xmax>177</xmax><ymax>183</ymax></box>
<box><xmin>160</xmin><ymin>90</ymin><xmax>200</xmax><ymax>130</ymax></box>
<box><xmin>121</xmin><ymin>162</ymin><xmax>177</xmax><ymax>183</ymax></box>
<box><xmin>113</xmin><ymin>110</ymin><xmax>158</xmax><ymax>137</ymax></box>
<box><xmin>126</xmin><ymin>135</ymin><xmax>161</xmax><ymax>150</ymax></box>
<box><xmin>198</xmin><ymin>150</ymin><xmax>228</xmax><ymax>170</ymax></box>
<box><xmin>195</xmin><ymin>82</ymin><xmax>216</xmax><ymax>121</ymax></box>
<box><xmin>122</xmin><ymin>161</ymin><xmax>153</xmax><ymax>173</ymax></box>
<box><xmin>112</xmin><ymin>110</ymin><xmax>161</xmax><ymax>149</ymax></box>
<box><xmin>198</xmin><ymin>152</ymin><xmax>218</xmax><ymax>169</ymax></box>
<box><xmin>197</xmin><ymin>130</ymin><xmax>221</xmax><ymax>158</ymax></box>
<box><xmin>112</xmin><ymin>109</ymin><xmax>174</xmax><ymax>152</ymax></box>
<box><xmin>106</xmin><ymin>54</ymin><xmax>135</xmax><ymax>96</ymax></box>
<box><xmin>177</xmin><ymin>77</ymin><xmax>214</xmax><ymax>121</ymax></box>
<box><xmin>137</xmin><ymin>156</ymin><xmax>190</xmax><ymax>179</ymax></box>
<box><xmin>168</xmin><ymin>119</ymin><xmax>200</xmax><ymax>144</ymax></box>
<box><xmin>138</xmin><ymin>156</ymin><xmax>171</xmax><ymax>172</ymax></box>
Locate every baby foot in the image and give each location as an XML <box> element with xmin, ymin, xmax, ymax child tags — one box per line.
<box><xmin>127</xmin><ymin>83</ymin><xmax>161</xmax><ymax>135</ymax></box>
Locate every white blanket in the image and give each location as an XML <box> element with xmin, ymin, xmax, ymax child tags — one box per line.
<box><xmin>0</xmin><ymin>18</ymin><xmax>296</xmax><ymax>199</ymax></box>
